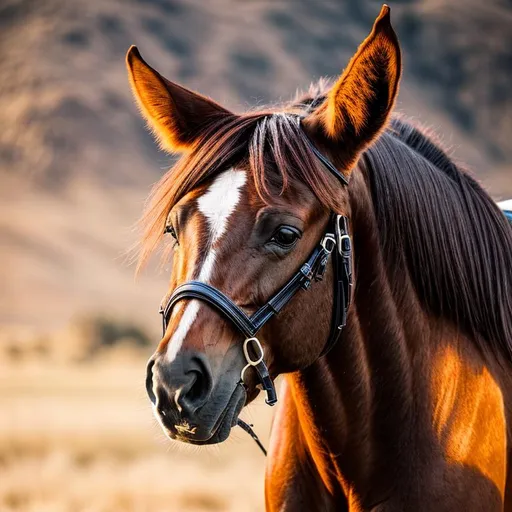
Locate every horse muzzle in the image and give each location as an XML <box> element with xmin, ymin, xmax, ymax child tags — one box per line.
<box><xmin>146</xmin><ymin>351</ymin><xmax>247</xmax><ymax>444</ymax></box>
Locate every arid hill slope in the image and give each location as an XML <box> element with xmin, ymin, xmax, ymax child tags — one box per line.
<box><xmin>1</xmin><ymin>0</ymin><xmax>511</xmax><ymax>331</ymax></box>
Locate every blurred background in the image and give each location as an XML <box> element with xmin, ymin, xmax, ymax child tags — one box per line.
<box><xmin>0</xmin><ymin>0</ymin><xmax>511</xmax><ymax>511</ymax></box>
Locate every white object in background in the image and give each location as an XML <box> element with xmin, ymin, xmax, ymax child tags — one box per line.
<box><xmin>498</xmin><ymin>199</ymin><xmax>512</xmax><ymax>211</ymax></box>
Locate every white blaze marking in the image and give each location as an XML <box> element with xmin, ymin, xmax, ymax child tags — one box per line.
<box><xmin>166</xmin><ymin>169</ymin><xmax>246</xmax><ymax>362</ymax></box>
<box><xmin>166</xmin><ymin>301</ymin><xmax>201</xmax><ymax>361</ymax></box>
<box><xmin>198</xmin><ymin>249</ymin><xmax>217</xmax><ymax>282</ymax></box>
<box><xmin>197</xmin><ymin>170</ymin><xmax>247</xmax><ymax>243</ymax></box>
<box><xmin>174</xmin><ymin>387</ymin><xmax>183</xmax><ymax>413</ymax></box>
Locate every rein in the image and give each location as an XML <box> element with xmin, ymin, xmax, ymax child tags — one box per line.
<box><xmin>159</xmin><ymin>123</ymin><xmax>353</xmax><ymax>455</ymax></box>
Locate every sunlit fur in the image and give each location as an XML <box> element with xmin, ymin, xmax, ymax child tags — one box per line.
<box><xmin>322</xmin><ymin>6</ymin><xmax>400</xmax><ymax>141</ymax></box>
<box><xmin>431</xmin><ymin>345</ymin><xmax>506</xmax><ymax>496</ymax></box>
<box><xmin>126</xmin><ymin>45</ymin><xmax>234</xmax><ymax>153</ymax></box>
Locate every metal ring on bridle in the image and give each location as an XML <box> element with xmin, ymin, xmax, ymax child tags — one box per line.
<box><xmin>240</xmin><ymin>337</ymin><xmax>264</xmax><ymax>382</ymax></box>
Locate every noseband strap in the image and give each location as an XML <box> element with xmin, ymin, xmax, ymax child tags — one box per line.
<box><xmin>162</xmin><ymin>233</ymin><xmax>336</xmax><ymax>339</ymax></box>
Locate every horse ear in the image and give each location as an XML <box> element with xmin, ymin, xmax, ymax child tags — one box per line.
<box><xmin>126</xmin><ymin>46</ymin><xmax>236</xmax><ymax>153</ymax></box>
<box><xmin>302</xmin><ymin>5</ymin><xmax>401</xmax><ymax>172</ymax></box>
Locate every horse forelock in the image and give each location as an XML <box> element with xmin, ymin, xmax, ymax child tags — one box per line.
<box><xmin>136</xmin><ymin>88</ymin><xmax>340</xmax><ymax>271</ymax></box>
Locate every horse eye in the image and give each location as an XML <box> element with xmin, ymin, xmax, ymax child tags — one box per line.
<box><xmin>164</xmin><ymin>225</ymin><xmax>178</xmax><ymax>241</ymax></box>
<box><xmin>271</xmin><ymin>226</ymin><xmax>301</xmax><ymax>248</ymax></box>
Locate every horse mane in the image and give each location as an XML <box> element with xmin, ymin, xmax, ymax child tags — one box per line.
<box><xmin>362</xmin><ymin>116</ymin><xmax>512</xmax><ymax>363</ymax></box>
<box><xmin>139</xmin><ymin>80</ymin><xmax>512</xmax><ymax>363</ymax></box>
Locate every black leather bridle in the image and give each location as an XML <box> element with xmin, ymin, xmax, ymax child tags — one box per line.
<box><xmin>158</xmin><ymin>121</ymin><xmax>353</xmax><ymax>453</ymax></box>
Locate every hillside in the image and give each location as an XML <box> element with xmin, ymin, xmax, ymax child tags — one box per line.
<box><xmin>1</xmin><ymin>0</ymin><xmax>511</xmax><ymax>332</ymax></box>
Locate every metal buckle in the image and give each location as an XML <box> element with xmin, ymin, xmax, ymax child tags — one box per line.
<box><xmin>338</xmin><ymin>234</ymin><xmax>351</xmax><ymax>255</ymax></box>
<box><xmin>321</xmin><ymin>233</ymin><xmax>336</xmax><ymax>254</ymax></box>
<box><xmin>159</xmin><ymin>305</ymin><xmax>167</xmax><ymax>337</ymax></box>
<box><xmin>300</xmin><ymin>263</ymin><xmax>313</xmax><ymax>280</ymax></box>
<box><xmin>335</xmin><ymin>215</ymin><xmax>351</xmax><ymax>256</ymax></box>
<box><xmin>240</xmin><ymin>337</ymin><xmax>265</xmax><ymax>382</ymax></box>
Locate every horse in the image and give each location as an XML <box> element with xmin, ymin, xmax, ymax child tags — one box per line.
<box><xmin>126</xmin><ymin>5</ymin><xmax>512</xmax><ymax>511</ymax></box>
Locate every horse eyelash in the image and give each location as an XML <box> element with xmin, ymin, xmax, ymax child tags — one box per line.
<box><xmin>164</xmin><ymin>225</ymin><xmax>179</xmax><ymax>246</ymax></box>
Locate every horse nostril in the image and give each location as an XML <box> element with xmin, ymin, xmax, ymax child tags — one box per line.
<box><xmin>147</xmin><ymin>352</ymin><xmax>214</xmax><ymax>420</ymax></box>
<box><xmin>185</xmin><ymin>371</ymin><xmax>204</xmax><ymax>404</ymax></box>
<box><xmin>177</xmin><ymin>354</ymin><xmax>213</xmax><ymax>415</ymax></box>
<box><xmin>146</xmin><ymin>358</ymin><xmax>157</xmax><ymax>405</ymax></box>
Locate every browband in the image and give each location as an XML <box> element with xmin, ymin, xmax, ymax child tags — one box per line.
<box><xmin>301</xmin><ymin>130</ymin><xmax>350</xmax><ymax>186</ymax></box>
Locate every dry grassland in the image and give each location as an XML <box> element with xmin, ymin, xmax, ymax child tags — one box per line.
<box><xmin>0</xmin><ymin>356</ymin><xmax>274</xmax><ymax>512</ymax></box>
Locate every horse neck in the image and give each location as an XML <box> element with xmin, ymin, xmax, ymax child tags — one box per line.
<box><xmin>284</xmin><ymin>168</ymin><xmax>447</xmax><ymax>499</ymax></box>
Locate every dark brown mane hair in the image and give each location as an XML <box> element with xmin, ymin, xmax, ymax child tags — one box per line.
<box><xmin>139</xmin><ymin>82</ymin><xmax>512</xmax><ymax>363</ymax></box>
<box><xmin>362</xmin><ymin>116</ymin><xmax>512</xmax><ymax>362</ymax></box>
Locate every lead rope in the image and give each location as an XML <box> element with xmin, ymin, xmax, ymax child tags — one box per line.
<box><xmin>237</xmin><ymin>418</ymin><xmax>268</xmax><ymax>456</ymax></box>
